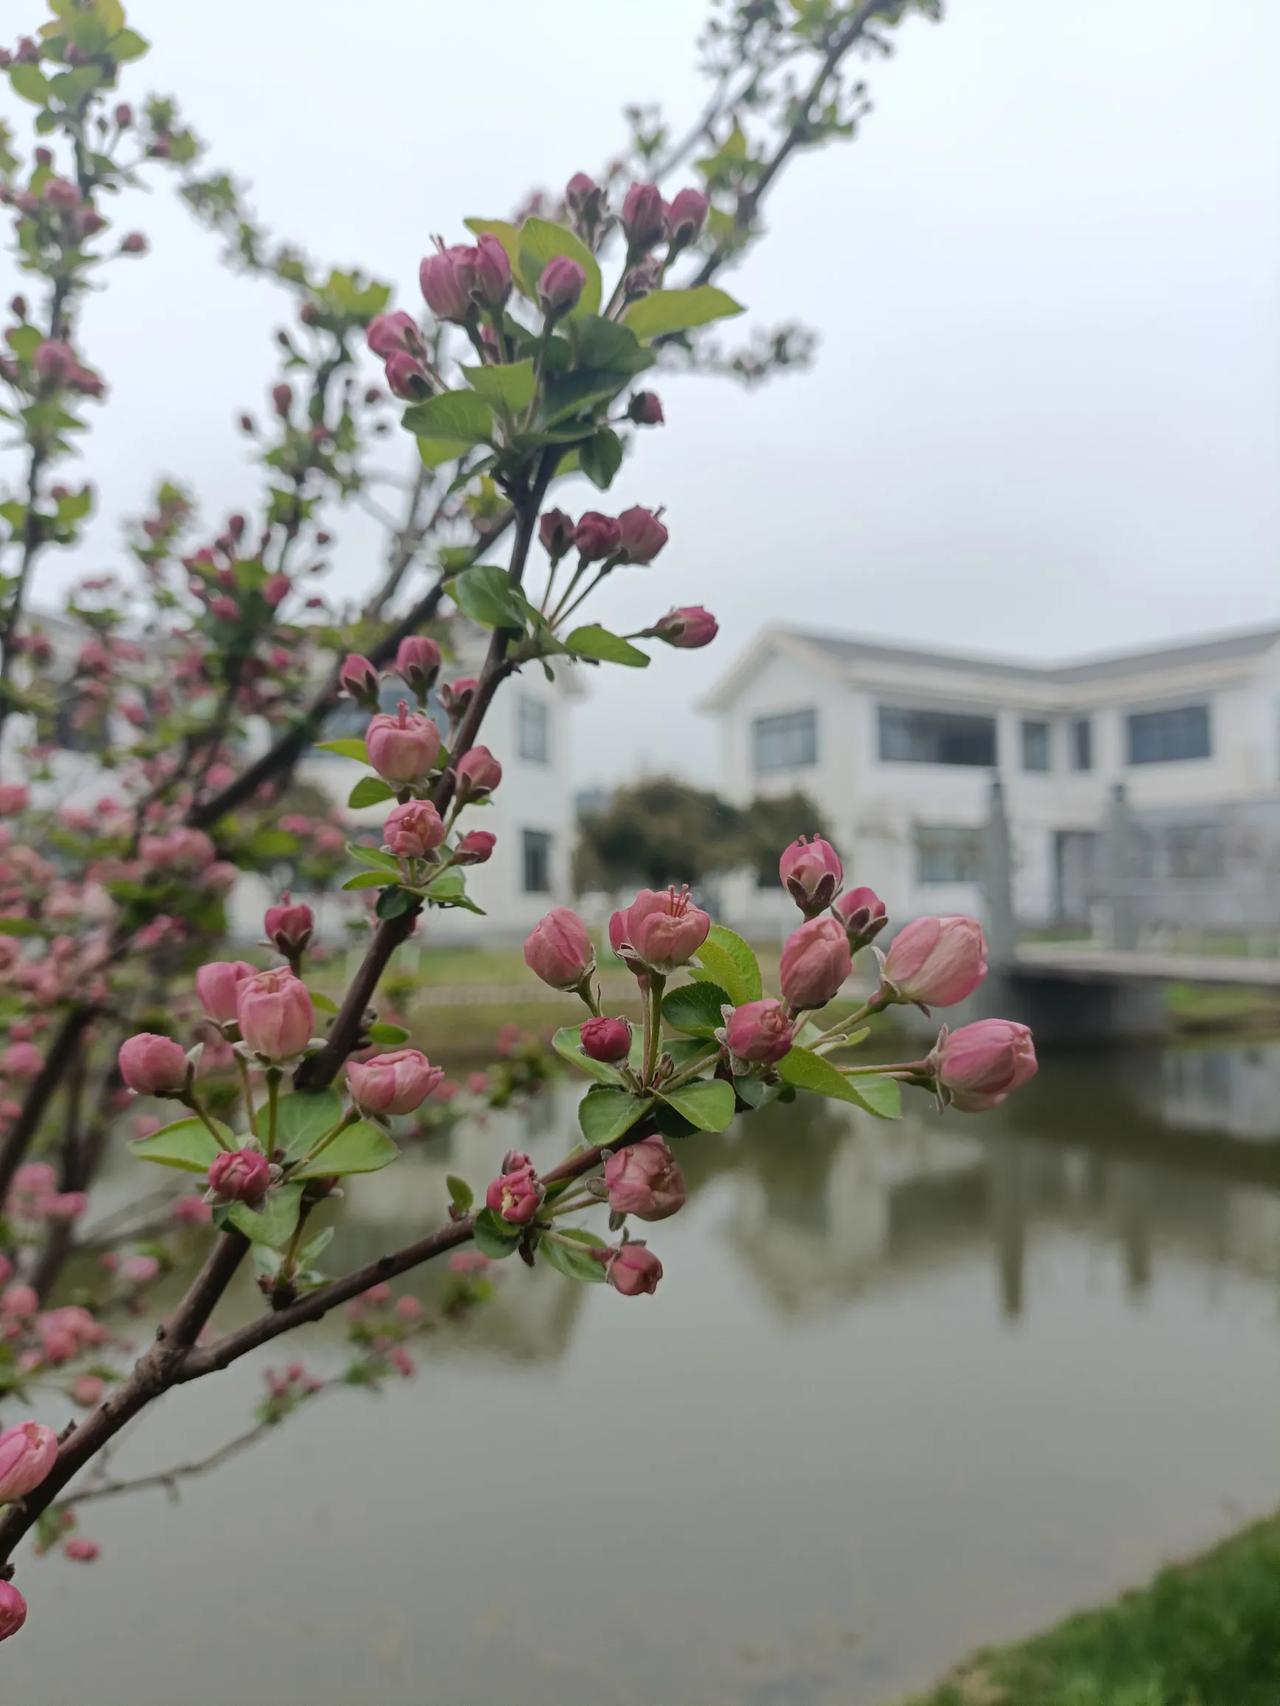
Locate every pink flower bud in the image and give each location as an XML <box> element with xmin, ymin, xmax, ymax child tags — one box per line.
<box><xmin>0</xmin><ymin>1581</ymin><xmax>26</xmax><ymax>1642</ymax></box>
<box><xmin>612</xmin><ymin>886</ymin><xmax>710</xmax><ymax>975</ymax></box>
<box><xmin>383</xmin><ymin>799</ymin><xmax>445</xmax><ymax>860</ymax></box>
<box><xmin>538</xmin><ymin>256</ymin><xmax>586</xmax><ymax>318</ymax></box>
<box><xmin>366</xmin><ymin>310</ymin><xmax>420</xmax><ymax>358</ymax></box>
<box><xmin>472</xmin><ymin>234</ymin><xmax>512</xmax><ymax>309</ymax></box>
<box><xmin>438</xmin><ymin>676</ymin><xmax>477</xmax><ymax>719</ymax></box>
<box><xmin>120</xmin><ymin>1253</ymin><xmax>160</xmax><ymax>1285</ymax></box>
<box><xmin>725</xmin><ymin>998</ymin><xmax>794</xmax><ymax>1065</ymax></box>
<box><xmin>604</xmin><ymin>1136</ymin><xmax>685</xmax><ymax>1221</ymax></box>
<box><xmin>621</xmin><ymin>182</ymin><xmax>666</xmax><ymax>251</ymax></box>
<box><xmin>65</xmin><ymin>1538</ymin><xmax>99</xmax><ymax>1563</ymax></box>
<box><xmin>601</xmin><ymin>1241</ymin><xmax>663</xmax><ymax>1295</ymax></box>
<box><xmin>665</xmin><ymin>187</ymin><xmax>710</xmax><ymax>244</ymax></box>
<box><xmin>627</xmin><ymin>390</ymin><xmax>664</xmax><ymax>426</ymax></box>
<box><xmin>0</xmin><ymin>784</ymin><xmax>28</xmax><ymax>816</ymax></box>
<box><xmin>539</xmin><ymin>508</ymin><xmax>575</xmax><ymax>561</ymax></box>
<box><xmin>0</xmin><ymin>1421</ymin><xmax>58</xmax><ymax>1501</ymax></box>
<box><xmin>833</xmin><ymin>886</ymin><xmax>888</xmax><ymax>948</ymax></box>
<box><xmin>523</xmin><ymin>908</ymin><xmax>594</xmax><ymax>991</ymax></box>
<box><xmin>395</xmin><ymin>634</ymin><xmax>441</xmax><ymax>696</ymax></box>
<box><xmin>565</xmin><ymin>171</ymin><xmax>605</xmax><ymax>223</ymax></box>
<box><xmin>365</xmin><ymin>702</ymin><xmax>440</xmax><ymax>784</ymax></box>
<box><xmin>779</xmin><ymin>917</ymin><xmax>852</xmax><ymax>1011</ymax></box>
<box><xmin>0</xmin><ymin>1285</ymin><xmax>36</xmax><ymax>1319</ymax></box>
<box><xmin>419</xmin><ymin>242</ymin><xmax>477</xmax><ymax>323</ymax></box>
<box><xmin>384</xmin><ymin>351</ymin><xmax>431</xmax><ymax>400</ymax></box>
<box><xmin>454</xmin><ymin>829</ymin><xmax>496</xmax><ymax>865</ymax></box>
<box><xmin>2</xmin><ymin>1042</ymin><xmax>42</xmax><ymax>1080</ymax></box>
<box><xmin>264</xmin><ymin>892</ymin><xmax>314</xmax><ymax>958</ymax></box>
<box><xmin>485</xmin><ymin>1160</ymin><xmax>543</xmax><ymax>1225</ymax></box>
<box><xmin>195</xmin><ymin>960</ymin><xmax>256</xmax><ymax>1026</ymax></box>
<box><xmin>778</xmin><ymin>835</ymin><xmax>843</xmax><ymax>918</ymax></box>
<box><xmin>346</xmin><ymin>1048</ymin><xmax>444</xmax><ymax>1116</ymax></box>
<box><xmin>339</xmin><ymin>653</ymin><xmax>380</xmax><ymax>709</ymax></box>
<box><xmin>121</xmin><ymin>231</ymin><xmax>147</xmax><ymax>255</ymax></box>
<box><xmin>650</xmin><ymin>605</ymin><xmax>717</xmax><ymax>648</ymax></box>
<box><xmin>616</xmin><ymin>505</ymin><xmax>668</xmax><ymax>564</ymax></box>
<box><xmin>580</xmin><ymin>1015</ymin><xmax>632</xmax><ymax>1063</ymax></box>
<box><xmin>118</xmin><ymin>1033</ymin><xmax>188</xmax><ymax>1096</ymax></box>
<box><xmin>207</xmin><ymin>1147</ymin><xmax>271</xmax><ymax>1204</ymax></box>
<box><xmin>573</xmin><ymin>511</ymin><xmax>622</xmax><ymax>562</ymax></box>
<box><xmin>71</xmin><ymin>1374</ymin><xmax>105</xmax><ymax>1407</ymax></box>
<box><xmin>235</xmin><ymin>969</ymin><xmax>314</xmax><ymax>1061</ymax></box>
<box><xmin>33</xmin><ymin>339</ymin><xmax>76</xmax><ymax>384</ymax></box>
<box><xmin>455</xmin><ymin>745</ymin><xmax>502</xmax><ymax>797</ymax></box>
<box><xmin>929</xmin><ymin>1019</ymin><xmax>1038</xmax><ymax>1112</ymax></box>
<box><xmin>882</xmin><ymin>916</ymin><xmax>988</xmax><ymax>1009</ymax></box>
<box><xmin>271</xmin><ymin>381</ymin><xmax>292</xmax><ymax>417</ymax></box>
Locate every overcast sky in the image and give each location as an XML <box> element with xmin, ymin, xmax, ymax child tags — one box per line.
<box><xmin>19</xmin><ymin>0</ymin><xmax>1280</xmax><ymax>786</ymax></box>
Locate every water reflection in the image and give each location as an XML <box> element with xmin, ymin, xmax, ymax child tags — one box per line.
<box><xmin>9</xmin><ymin>1039</ymin><xmax>1280</xmax><ymax>1706</ymax></box>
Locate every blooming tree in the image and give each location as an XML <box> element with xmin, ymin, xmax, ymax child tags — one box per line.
<box><xmin>0</xmin><ymin>0</ymin><xmax>1031</xmax><ymax>1645</ymax></box>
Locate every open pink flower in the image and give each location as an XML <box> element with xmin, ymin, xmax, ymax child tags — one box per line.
<box><xmin>0</xmin><ymin>1421</ymin><xmax>58</xmax><ymax>1502</ymax></box>
<box><xmin>611</xmin><ymin>886</ymin><xmax>709</xmax><ymax>975</ymax></box>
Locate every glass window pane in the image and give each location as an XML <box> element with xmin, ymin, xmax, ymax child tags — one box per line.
<box><xmin>522</xmin><ymin>829</ymin><xmax>552</xmax><ymax>893</ymax></box>
<box><xmin>1125</xmin><ymin>704</ymin><xmax>1211</xmax><ymax>765</ymax></box>
<box><xmin>878</xmin><ymin>706</ymin><xmax>996</xmax><ymax>767</ymax></box>
<box><xmin>1071</xmin><ymin>718</ymin><xmax>1093</xmax><ymax>771</ymax></box>
<box><xmin>752</xmin><ymin>709</ymin><xmax>817</xmax><ymax>773</ymax></box>
<box><xmin>914</xmin><ymin>825</ymin><xmax>984</xmax><ymax>883</ymax></box>
<box><xmin>518</xmin><ymin>696</ymin><xmax>550</xmax><ymax>765</ymax></box>
<box><xmin>1021</xmin><ymin>719</ymin><xmax>1050</xmax><ymax>772</ymax></box>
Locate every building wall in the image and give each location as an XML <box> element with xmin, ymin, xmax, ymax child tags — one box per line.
<box><xmin>711</xmin><ymin>634</ymin><xmax>1280</xmax><ymax>936</ymax></box>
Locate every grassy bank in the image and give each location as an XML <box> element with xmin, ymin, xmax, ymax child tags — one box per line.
<box><xmin>899</xmin><ymin>1512</ymin><xmax>1280</xmax><ymax>1706</ymax></box>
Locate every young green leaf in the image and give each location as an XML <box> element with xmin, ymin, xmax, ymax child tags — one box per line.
<box><xmin>461</xmin><ymin>359</ymin><xmax>536</xmax><ymax>415</ymax></box>
<box><xmin>513</xmin><ymin>218</ymin><xmax>602</xmax><ymax>318</ymax></box>
<box><xmin>564</xmin><ymin>624</ymin><xmax>649</xmax><ymax>668</ymax></box>
<box><xmin>623</xmin><ymin>286</ymin><xmax>745</xmax><ymax>341</ymax></box>
<box><xmin>777</xmin><ymin>1046</ymin><xmax>902</xmax><ymax>1120</ymax></box>
<box><xmin>657</xmin><ymin>1078</ymin><xmax>736</xmax><ymax>1133</ymax></box>
<box><xmin>275</xmin><ymin>1090</ymin><xmax>345</xmax><ymax>1162</ymax></box>
<box><xmin>291</xmin><ymin>1120</ymin><xmax>400</xmax><ymax>1180</ymax></box>
<box><xmin>315</xmin><ymin>737</ymin><xmax>369</xmax><ymax>763</ymax></box>
<box><xmin>449</xmin><ymin>563</ymin><xmax>530</xmax><ymax>630</ymax></box>
<box><xmin>577</xmin><ymin>1086</ymin><xmax>654</xmax><ymax>1145</ymax></box>
<box><xmin>473</xmin><ymin>1206</ymin><xmax>523</xmax><ymax>1259</ymax></box>
<box><xmin>228</xmin><ymin>1183</ymin><xmax>304</xmax><ymax>1250</ymax></box>
<box><xmin>578</xmin><ymin>427</ymin><xmax>623</xmax><ymax>490</ymax></box>
<box><xmin>130</xmin><ymin>1117</ymin><xmax>233</xmax><ymax>1174</ymax></box>
<box><xmin>348</xmin><ymin>775</ymin><xmax>396</xmax><ymax>810</ymax></box>
<box><xmin>691</xmin><ymin>925</ymin><xmax>763</xmax><ymax>1007</ymax></box>
<box><xmin>539</xmin><ymin>1232</ymin><xmax>607</xmax><ymax>1284</ymax></box>
<box><xmin>402</xmin><ymin>391</ymin><xmax>494</xmax><ymax>465</ymax></box>
<box><xmin>446</xmin><ymin>1174</ymin><xmax>474</xmax><ymax>1212</ymax></box>
<box><xmin>661</xmin><ymin>980</ymin><xmax>730</xmax><ymax>1036</ymax></box>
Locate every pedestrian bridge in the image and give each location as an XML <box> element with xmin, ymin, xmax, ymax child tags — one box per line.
<box><xmin>1012</xmin><ymin>943</ymin><xmax>1280</xmax><ymax>988</ymax></box>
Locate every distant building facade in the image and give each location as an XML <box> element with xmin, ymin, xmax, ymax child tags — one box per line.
<box><xmin>702</xmin><ymin>624</ymin><xmax>1280</xmax><ymax>936</ymax></box>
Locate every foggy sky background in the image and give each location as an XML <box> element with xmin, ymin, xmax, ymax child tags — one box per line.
<box><xmin>18</xmin><ymin>0</ymin><xmax>1280</xmax><ymax>786</ymax></box>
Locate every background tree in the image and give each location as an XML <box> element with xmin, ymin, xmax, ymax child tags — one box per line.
<box><xmin>574</xmin><ymin>777</ymin><xmax>745</xmax><ymax>893</ymax></box>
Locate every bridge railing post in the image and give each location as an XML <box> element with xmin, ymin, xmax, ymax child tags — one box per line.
<box><xmin>1100</xmin><ymin>782</ymin><xmax>1140</xmax><ymax>951</ymax></box>
<box><xmin>982</xmin><ymin>776</ymin><xmax>1017</xmax><ymax>967</ymax></box>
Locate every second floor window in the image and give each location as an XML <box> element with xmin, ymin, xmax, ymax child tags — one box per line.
<box><xmin>1071</xmin><ymin>717</ymin><xmax>1093</xmax><ymax>771</ymax></box>
<box><xmin>878</xmin><ymin>705</ymin><xmax>996</xmax><ymax>767</ymax></box>
<box><xmin>517</xmin><ymin>695</ymin><xmax>550</xmax><ymax>765</ymax></box>
<box><xmin>1021</xmin><ymin>719</ymin><xmax>1050</xmax><ymax>772</ymax></box>
<box><xmin>1126</xmin><ymin>703</ymin><xmax>1211</xmax><ymax>765</ymax></box>
<box><xmin>752</xmin><ymin>708</ymin><xmax>816</xmax><ymax>772</ymax></box>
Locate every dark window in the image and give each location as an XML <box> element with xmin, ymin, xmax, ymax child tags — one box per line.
<box><xmin>752</xmin><ymin>709</ymin><xmax>816</xmax><ymax>773</ymax></box>
<box><xmin>54</xmin><ymin>692</ymin><xmax>108</xmax><ymax>754</ymax></box>
<box><xmin>517</xmin><ymin>695</ymin><xmax>550</xmax><ymax>765</ymax></box>
<box><xmin>1126</xmin><ymin>704</ymin><xmax>1211</xmax><ymax>765</ymax></box>
<box><xmin>521</xmin><ymin>829</ymin><xmax>552</xmax><ymax>894</ymax></box>
<box><xmin>1071</xmin><ymin>717</ymin><xmax>1093</xmax><ymax>771</ymax></box>
<box><xmin>914</xmin><ymin>825</ymin><xmax>984</xmax><ymax>884</ymax></box>
<box><xmin>1021</xmin><ymin>719</ymin><xmax>1050</xmax><ymax>772</ymax></box>
<box><xmin>878</xmin><ymin>705</ymin><xmax>996</xmax><ymax>767</ymax></box>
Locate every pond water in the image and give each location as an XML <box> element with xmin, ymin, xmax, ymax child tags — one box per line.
<box><xmin>9</xmin><ymin>1037</ymin><xmax>1280</xmax><ymax>1706</ymax></box>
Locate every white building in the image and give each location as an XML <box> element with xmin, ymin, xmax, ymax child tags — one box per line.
<box><xmin>703</xmin><ymin>622</ymin><xmax>1280</xmax><ymax>935</ymax></box>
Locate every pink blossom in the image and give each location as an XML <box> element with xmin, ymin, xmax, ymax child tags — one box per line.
<box><xmin>779</xmin><ymin>917</ymin><xmax>852</xmax><ymax>1011</ymax></box>
<box><xmin>454</xmin><ymin>829</ymin><xmax>495</xmax><ymax>865</ymax></box>
<box><xmin>778</xmin><ymin>835</ymin><xmax>843</xmax><ymax>917</ymax></box>
<box><xmin>455</xmin><ymin>745</ymin><xmax>502</xmax><ymax>797</ymax></box>
<box><xmin>346</xmin><ymin>1049</ymin><xmax>444</xmax><ymax>1117</ymax></box>
<box><xmin>365</xmin><ymin>702</ymin><xmax>440</xmax><ymax>784</ymax></box>
<box><xmin>118</xmin><ymin>1033</ymin><xmax>187</xmax><ymax>1096</ymax></box>
<box><xmin>383</xmin><ymin>800</ymin><xmax>444</xmax><ymax>860</ymax></box>
<box><xmin>601</xmin><ymin>1241</ymin><xmax>663</xmax><ymax>1296</ymax></box>
<box><xmin>207</xmin><ymin>1148</ymin><xmax>271</xmax><ymax>1205</ymax></box>
<box><xmin>485</xmin><ymin>1156</ymin><xmax>543</xmax><ymax>1225</ymax></box>
<box><xmin>194</xmin><ymin>960</ymin><xmax>256</xmax><ymax>1025</ymax></box>
<box><xmin>882</xmin><ymin>916</ymin><xmax>988</xmax><ymax>1009</ymax></box>
<box><xmin>580</xmin><ymin>1016</ymin><xmax>632</xmax><ymax>1063</ymax></box>
<box><xmin>0</xmin><ymin>1580</ymin><xmax>27</xmax><ymax>1642</ymax></box>
<box><xmin>0</xmin><ymin>1421</ymin><xmax>58</xmax><ymax>1501</ymax></box>
<box><xmin>929</xmin><ymin>1019</ymin><xmax>1038</xmax><ymax>1112</ymax></box>
<box><xmin>604</xmin><ymin>1137</ymin><xmax>685</xmax><ymax>1221</ymax></box>
<box><xmin>524</xmin><ymin>909</ymin><xmax>594</xmax><ymax>991</ymax></box>
<box><xmin>611</xmin><ymin>886</ymin><xmax>710</xmax><ymax>975</ymax></box>
<box><xmin>725</xmin><ymin>999</ymin><xmax>794</xmax><ymax>1065</ymax></box>
<box><xmin>236</xmin><ymin>969</ymin><xmax>313</xmax><ymax>1061</ymax></box>
<box><xmin>263</xmin><ymin>892</ymin><xmax>314</xmax><ymax>958</ymax></box>
<box><xmin>64</xmin><ymin>1537</ymin><xmax>99</xmax><ymax>1563</ymax></box>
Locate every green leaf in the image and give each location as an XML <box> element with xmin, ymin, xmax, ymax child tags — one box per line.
<box><xmin>691</xmin><ymin>925</ymin><xmax>762</xmax><ymax>1007</ymax></box>
<box><xmin>449</xmin><ymin>562</ymin><xmax>529</xmax><ymax>631</ymax></box>
<box><xmin>375</xmin><ymin>885</ymin><xmax>415</xmax><ymax>921</ymax></box>
<box><xmin>0</xmin><ymin>918</ymin><xmax>42</xmax><ymax>937</ymax></box>
<box><xmin>657</xmin><ymin>1078</ymin><xmax>735</xmax><ymax>1133</ymax></box>
<box><xmin>347</xmin><ymin>842</ymin><xmax>401</xmax><ymax>874</ymax></box>
<box><xmin>310</xmin><ymin>991</ymin><xmax>339</xmax><ymax>1015</ymax></box>
<box><xmin>777</xmin><ymin>1047</ymin><xmax>902</xmax><ymax>1120</ymax></box>
<box><xmin>228</xmin><ymin>1183</ymin><xmax>303</xmax><ymax>1250</ymax></box>
<box><xmin>578</xmin><ymin>427</ymin><xmax>623</xmax><ymax>490</ymax></box>
<box><xmin>461</xmin><ymin>359</ymin><xmax>536</xmax><ymax>415</ymax></box>
<box><xmin>403</xmin><ymin>391</ymin><xmax>494</xmax><ymax>466</ymax></box>
<box><xmin>275</xmin><ymin>1090</ymin><xmax>344</xmax><ymax>1162</ymax></box>
<box><xmin>661</xmin><ymin>981</ymin><xmax>730</xmax><ymax>1036</ymax></box>
<box><xmin>514</xmin><ymin>217</ymin><xmax>602</xmax><ymax>319</ymax></box>
<box><xmin>421</xmin><ymin>867</ymin><xmax>485</xmax><ymax>914</ymax></box>
<box><xmin>131</xmin><ymin>1116</ymin><xmax>232</xmax><ymax>1175</ymax></box>
<box><xmin>473</xmin><ymin>1206</ymin><xmax>522</xmax><ymax>1258</ymax></box>
<box><xmin>623</xmin><ymin>286</ymin><xmax>745</xmax><ymax>341</ymax></box>
<box><xmin>342</xmin><ymin>871</ymin><xmax>390</xmax><ymax>892</ymax></box>
<box><xmin>367</xmin><ymin>1022</ymin><xmax>409</xmax><ymax>1046</ymax></box>
<box><xmin>462</xmin><ymin>217</ymin><xmax>521</xmax><ymax>270</ymax></box>
<box><xmin>10</xmin><ymin>65</ymin><xmax>51</xmax><ymax>104</ymax></box>
<box><xmin>315</xmin><ymin>737</ymin><xmax>369</xmax><ymax>762</ymax></box>
<box><xmin>446</xmin><ymin>1174</ymin><xmax>474</xmax><ymax>1212</ymax></box>
<box><xmin>291</xmin><ymin>1120</ymin><xmax>399</xmax><ymax>1180</ymax></box>
<box><xmin>540</xmin><ymin>1231</ymin><xmax>606</xmax><ymax>1284</ymax></box>
<box><xmin>578</xmin><ymin>1086</ymin><xmax>653</xmax><ymax>1146</ymax></box>
<box><xmin>109</xmin><ymin>26</ymin><xmax>149</xmax><ymax>61</ymax></box>
<box><xmin>565</xmin><ymin>624</ymin><xmax>649</xmax><ymax>667</ymax></box>
<box><xmin>551</xmin><ymin>1025</ymin><xmax>626</xmax><ymax>1087</ymax></box>
<box><xmin>348</xmin><ymin>775</ymin><xmax>395</xmax><ymax>810</ymax></box>
<box><xmin>573</xmin><ymin>316</ymin><xmax>655</xmax><ymax>375</ymax></box>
